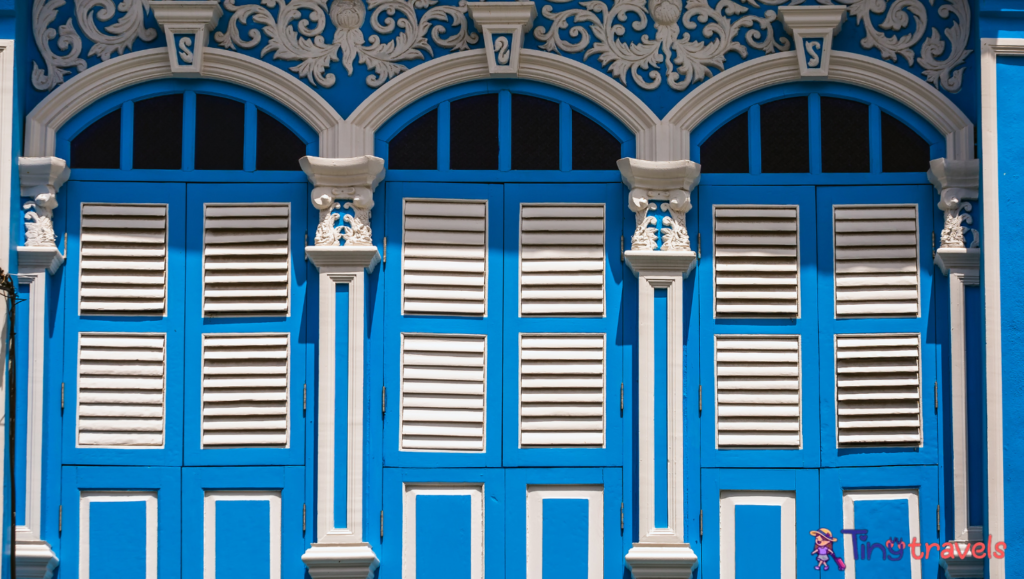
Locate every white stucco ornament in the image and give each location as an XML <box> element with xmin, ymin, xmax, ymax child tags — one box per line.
<box><xmin>19</xmin><ymin>156</ymin><xmax>69</xmax><ymax>250</ymax></box>
<box><xmin>467</xmin><ymin>1</ymin><xmax>537</xmax><ymax>77</ymax></box>
<box><xmin>150</xmin><ymin>0</ymin><xmax>224</xmax><ymax>76</ymax></box>
<box><xmin>301</xmin><ymin>155</ymin><xmax>385</xmax><ymax>249</ymax></box>
<box><xmin>618</xmin><ymin>158</ymin><xmax>700</xmax><ymax>255</ymax></box>
<box><xmin>928</xmin><ymin>156</ymin><xmax>980</xmax><ymax>251</ymax></box>
<box><xmin>778</xmin><ymin>5</ymin><xmax>847</xmax><ymax>78</ymax></box>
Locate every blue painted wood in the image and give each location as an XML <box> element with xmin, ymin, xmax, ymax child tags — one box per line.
<box><xmin>748</xmin><ymin>104</ymin><xmax>761</xmax><ymax>175</ymax></box>
<box><xmin>438</xmin><ymin>101</ymin><xmax>451</xmax><ymax>171</ymax></box>
<box><xmin>382</xmin><ymin>182</ymin><xmax>504</xmax><ymax>468</ymax></box>
<box><xmin>120</xmin><ymin>101</ymin><xmax>133</xmax><ymax>171</ymax></box>
<box><xmin>808</xmin><ymin>94</ymin><xmax>822</xmax><ymax>175</ymax></box>
<box><xmin>67</xmin><ymin>169</ymin><xmax>309</xmax><ymax>183</ymax></box>
<box><xmin>869</xmin><ymin>104</ymin><xmax>883</xmax><ymax>174</ymax></box>
<box><xmin>499</xmin><ymin>90</ymin><xmax>512</xmax><ymax>172</ymax></box>
<box><xmin>699</xmin><ymin>468</ymin><xmax>819</xmax><ymax>579</ymax></box>
<box><xmin>217</xmin><ymin>500</ymin><xmax>272</xmax><ymax>577</ymax></box>
<box><xmin>60</xmin><ymin>466</ymin><xmax>182</xmax><ymax>579</ymax></box>
<box><xmin>362</xmin><ymin>181</ymin><xmax>387</xmax><ymax>550</ymax></box>
<box><xmin>735</xmin><ymin>505</ymin><xmax>782</xmax><ymax>579</ymax></box>
<box><xmin>62</xmin><ymin>181</ymin><xmax>186</xmax><ymax>466</ymax></box>
<box><xmin>819</xmin><ymin>466</ymin><xmax>941</xmax><ymax>578</ymax></box>
<box><xmin>183</xmin><ymin>91</ymin><xmax>197</xmax><ymax>172</ymax></box>
<box><xmin>417</xmin><ymin>495</ymin><xmax>473</xmax><ymax>579</ymax></box>
<box><xmin>559</xmin><ymin>102</ymin><xmax>572</xmax><ymax>172</ymax></box>
<box><xmin>816</xmin><ymin>185</ymin><xmax>937</xmax><ymax>467</ymax></box>
<box><xmin>335</xmin><ymin>283</ymin><xmax>350</xmax><ymax>530</ymax></box>
<box><xmin>697</xmin><ymin>173</ymin><xmax>931</xmax><ymax>187</ymax></box>
<box><xmin>852</xmin><ymin>499</ymin><xmax>911</xmax><ymax>576</ymax></box>
<box><xmin>653</xmin><ymin>287</ymin><xmax>668</xmax><ymax>528</ymax></box>
<box><xmin>696</xmin><ymin>185</ymin><xmax>821</xmax><ymax>468</ymax></box>
<box><xmin>543</xmin><ymin>499</ymin><xmax>589</xmax><ymax>579</ymax></box>
<box><xmin>182</xmin><ymin>466</ymin><xmax>305</xmax><ymax>579</ymax></box>
<box><xmin>182</xmin><ymin>182</ymin><xmax>308</xmax><ymax>466</ymax></box>
<box><xmin>243</xmin><ymin>102</ymin><xmax>258</xmax><ymax>172</ymax></box>
<box><xmin>501</xmin><ymin>183</ymin><xmax>623</xmax><ymax>467</ymax></box>
<box><xmin>381</xmin><ymin>468</ymin><xmax>505</xmax><ymax>579</ymax></box>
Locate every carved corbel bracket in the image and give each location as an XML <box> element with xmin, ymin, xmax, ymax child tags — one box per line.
<box><xmin>929</xmin><ymin>157</ymin><xmax>980</xmax><ymax>253</ymax></box>
<box><xmin>301</xmin><ymin>155</ymin><xmax>385</xmax><ymax>260</ymax></box>
<box><xmin>150</xmin><ymin>1</ymin><xmax>223</xmax><ymax>77</ymax></box>
<box><xmin>778</xmin><ymin>6</ymin><xmax>847</xmax><ymax>78</ymax></box>
<box><xmin>467</xmin><ymin>2</ymin><xmax>537</xmax><ymax>77</ymax></box>
<box><xmin>19</xmin><ymin>157</ymin><xmax>69</xmax><ymax>256</ymax></box>
<box><xmin>618</xmin><ymin>157</ymin><xmax>700</xmax><ymax>250</ymax></box>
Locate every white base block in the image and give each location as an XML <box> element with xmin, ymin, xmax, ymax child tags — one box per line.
<box><xmin>625</xmin><ymin>543</ymin><xmax>698</xmax><ymax>579</ymax></box>
<box><xmin>15</xmin><ymin>538</ymin><xmax>59</xmax><ymax>579</ymax></box>
<box><xmin>302</xmin><ymin>543</ymin><xmax>380</xmax><ymax>579</ymax></box>
<box><xmin>941</xmin><ymin>543</ymin><xmax>986</xmax><ymax>579</ymax></box>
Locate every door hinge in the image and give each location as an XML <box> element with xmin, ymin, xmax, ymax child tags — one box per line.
<box><xmin>59</xmin><ymin>505</ymin><xmax>62</xmax><ymax>533</ymax></box>
<box><xmin>304</xmin><ymin>232</ymin><xmax>309</xmax><ymax>261</ymax></box>
<box><xmin>61</xmin><ymin>382</ymin><xmax>64</xmax><ymax>411</ymax></box>
<box><xmin>700</xmin><ymin>509</ymin><xmax>703</xmax><ymax>537</ymax></box>
<box><xmin>937</xmin><ymin>504</ymin><xmax>941</xmax><ymax>532</ymax></box>
<box><xmin>303</xmin><ymin>503</ymin><xmax>306</xmax><ymax>533</ymax></box>
<box><xmin>383</xmin><ymin>236</ymin><xmax>387</xmax><ymax>264</ymax></box>
<box><xmin>303</xmin><ymin>383</ymin><xmax>307</xmax><ymax>412</ymax></box>
<box><xmin>934</xmin><ymin>381</ymin><xmax>938</xmax><ymax>411</ymax></box>
<box><xmin>698</xmin><ymin>383</ymin><xmax>702</xmax><ymax>414</ymax></box>
<box><xmin>382</xmin><ymin>386</ymin><xmax>387</xmax><ymax>416</ymax></box>
<box><xmin>620</xmin><ymin>235</ymin><xmax>625</xmax><ymax>262</ymax></box>
<box><xmin>931</xmin><ymin>231</ymin><xmax>936</xmax><ymax>261</ymax></box>
<box><xmin>620</xmin><ymin>383</ymin><xmax>624</xmax><ymax>413</ymax></box>
<box><xmin>381</xmin><ymin>510</ymin><xmax>384</xmax><ymax>539</ymax></box>
<box><xmin>697</xmin><ymin>233</ymin><xmax>701</xmax><ymax>259</ymax></box>
<box><xmin>620</xmin><ymin>503</ymin><xmax>624</xmax><ymax>532</ymax></box>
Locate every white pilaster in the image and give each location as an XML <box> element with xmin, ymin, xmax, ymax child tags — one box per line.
<box><xmin>620</xmin><ymin>158</ymin><xmax>699</xmax><ymax>579</ymax></box>
<box><xmin>300</xmin><ymin>153</ymin><xmax>385</xmax><ymax>579</ymax></box>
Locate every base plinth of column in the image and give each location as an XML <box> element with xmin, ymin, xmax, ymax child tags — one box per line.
<box><xmin>15</xmin><ymin>538</ymin><xmax>59</xmax><ymax>579</ymax></box>
<box><xmin>625</xmin><ymin>543</ymin><xmax>698</xmax><ymax>579</ymax></box>
<box><xmin>302</xmin><ymin>543</ymin><xmax>380</xmax><ymax>579</ymax></box>
<box><xmin>941</xmin><ymin>543</ymin><xmax>986</xmax><ymax>579</ymax></box>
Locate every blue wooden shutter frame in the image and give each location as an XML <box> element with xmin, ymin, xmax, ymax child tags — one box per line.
<box><xmin>62</xmin><ymin>181</ymin><xmax>186</xmax><ymax>466</ymax></box>
<box><xmin>816</xmin><ymin>185</ymin><xmax>937</xmax><ymax>467</ymax></box>
<box><xmin>500</xmin><ymin>183</ymin><xmax>624</xmax><ymax>467</ymax></box>
<box><xmin>697</xmin><ymin>185</ymin><xmax>821</xmax><ymax>468</ymax></box>
<box><xmin>60</xmin><ymin>465</ymin><xmax>182</xmax><ymax>579</ymax></box>
<box><xmin>382</xmin><ymin>182</ymin><xmax>504</xmax><ymax>468</ymax></box>
<box><xmin>182</xmin><ymin>182</ymin><xmax>308</xmax><ymax>466</ymax></box>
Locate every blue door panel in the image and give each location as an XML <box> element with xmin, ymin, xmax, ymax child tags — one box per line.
<box><xmin>182</xmin><ymin>466</ymin><xmax>306</xmax><ymax>579</ymax></box>
<box><xmin>502</xmin><ymin>183</ymin><xmax>624</xmax><ymax>467</ymax></box>
<box><xmin>819</xmin><ymin>466</ymin><xmax>941</xmax><ymax>579</ymax></box>
<box><xmin>699</xmin><ymin>468</ymin><xmax>819</xmax><ymax>579</ymax></box>
<box><xmin>697</xmin><ymin>186</ymin><xmax>821</xmax><ymax>468</ymax></box>
<box><xmin>505</xmin><ymin>468</ymin><xmax>623</xmax><ymax>579</ymax></box>
<box><xmin>63</xmin><ymin>182</ymin><xmax>186</xmax><ymax>466</ymax></box>
<box><xmin>382</xmin><ymin>182</ymin><xmax>504</xmax><ymax>468</ymax></box>
<box><xmin>183</xmin><ymin>183</ymin><xmax>308</xmax><ymax>466</ymax></box>
<box><xmin>60</xmin><ymin>466</ymin><xmax>181</xmax><ymax>579</ymax></box>
<box><xmin>816</xmin><ymin>185</ymin><xmax>937</xmax><ymax>467</ymax></box>
<box><xmin>381</xmin><ymin>468</ymin><xmax>505</xmax><ymax>579</ymax></box>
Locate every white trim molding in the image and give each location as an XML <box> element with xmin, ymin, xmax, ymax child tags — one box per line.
<box><xmin>526</xmin><ymin>485</ymin><xmax>604</xmax><ymax>579</ymax></box>
<box><xmin>203</xmin><ymin>491</ymin><xmax>282</xmax><ymax>579</ymax></box>
<box><xmin>79</xmin><ymin>491</ymin><xmax>159</xmax><ymax>579</ymax></box>
<box><xmin>402</xmin><ymin>484</ymin><xmax>484</xmax><ymax>579</ymax></box>
<box><xmin>842</xmin><ymin>489</ymin><xmax>922</xmax><ymax>579</ymax></box>
<box><xmin>24</xmin><ymin>48</ymin><xmax>346</xmax><ymax>159</ymax></box>
<box><xmin>977</xmin><ymin>36</ymin><xmax>1024</xmax><ymax>579</ymax></box>
<box><xmin>719</xmin><ymin>491</ymin><xmax>796</xmax><ymax>579</ymax></box>
<box><xmin>301</xmin><ymin>156</ymin><xmax>385</xmax><ymax>250</ymax></box>
<box><xmin>0</xmin><ymin>43</ymin><xmax>14</xmax><ymax>571</ymax></box>
<box><xmin>301</xmin><ymin>246</ymin><xmax>381</xmax><ymax>579</ymax></box>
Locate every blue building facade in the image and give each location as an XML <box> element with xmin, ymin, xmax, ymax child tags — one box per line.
<box><xmin>1</xmin><ymin>0</ymin><xmax>1021</xmax><ymax>578</ymax></box>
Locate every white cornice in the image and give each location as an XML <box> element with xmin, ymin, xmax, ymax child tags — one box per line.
<box><xmin>16</xmin><ymin>246</ymin><xmax>65</xmax><ymax>275</ymax></box>
<box><xmin>305</xmin><ymin>246</ymin><xmax>381</xmax><ymax>273</ymax></box>
<box><xmin>624</xmin><ymin>251</ymin><xmax>696</xmax><ymax>279</ymax></box>
<box><xmin>618</xmin><ymin>159</ymin><xmax>700</xmax><ymax>193</ymax></box>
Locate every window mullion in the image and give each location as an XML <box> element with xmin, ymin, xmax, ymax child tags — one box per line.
<box><xmin>499</xmin><ymin>89</ymin><xmax>511</xmax><ymax>172</ymax></box>
<box><xmin>182</xmin><ymin>91</ymin><xmax>196</xmax><ymax>172</ymax></box>
<box><xmin>120</xmin><ymin>100</ymin><xmax>134</xmax><ymax>171</ymax></box>
<box><xmin>748</xmin><ymin>104</ymin><xmax>761</xmax><ymax>174</ymax></box>
<box><xmin>438</xmin><ymin>101</ymin><xmax>451</xmax><ymax>171</ymax></box>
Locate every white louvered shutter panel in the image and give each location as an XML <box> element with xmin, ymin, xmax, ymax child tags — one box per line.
<box><xmin>713</xmin><ymin>206</ymin><xmax>799</xmax><ymax>317</ymax></box>
<box><xmin>715</xmin><ymin>335</ymin><xmax>801</xmax><ymax>448</ymax></box>
<box><xmin>834</xmin><ymin>205</ymin><xmax>920</xmax><ymax>317</ymax></box>
<box><xmin>401</xmin><ymin>334</ymin><xmax>485</xmax><ymax>451</ymax></box>
<box><xmin>520</xmin><ymin>204</ymin><xmax>605</xmax><ymax>316</ymax></box>
<box><xmin>202</xmin><ymin>334</ymin><xmax>289</xmax><ymax>447</ymax></box>
<box><xmin>203</xmin><ymin>204</ymin><xmax>290</xmax><ymax>316</ymax></box>
<box><xmin>835</xmin><ymin>334</ymin><xmax>922</xmax><ymax>446</ymax></box>
<box><xmin>77</xmin><ymin>333</ymin><xmax>165</xmax><ymax>446</ymax></box>
<box><xmin>80</xmin><ymin>204</ymin><xmax>167</xmax><ymax>315</ymax></box>
<box><xmin>402</xmin><ymin>199</ymin><xmax>487</xmax><ymax>315</ymax></box>
<box><xmin>519</xmin><ymin>334</ymin><xmax>605</xmax><ymax>447</ymax></box>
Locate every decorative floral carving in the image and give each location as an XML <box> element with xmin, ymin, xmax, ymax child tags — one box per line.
<box><xmin>628</xmin><ymin>194</ymin><xmax>658</xmax><ymax>251</ymax></box>
<box><xmin>23</xmin><ymin>192</ymin><xmax>58</xmax><ymax>247</ymax></box>
<box><xmin>32</xmin><ymin>0</ymin><xmax>86</xmax><ymax>91</ymax></box>
<box><xmin>312</xmin><ymin>188</ymin><xmax>375</xmax><ymax>247</ymax></box>
<box><xmin>215</xmin><ymin>0</ymin><xmax>479</xmax><ymax>88</ymax></box>
<box><xmin>659</xmin><ymin>193</ymin><xmax>690</xmax><ymax>251</ymax></box>
<box><xmin>940</xmin><ymin>200</ymin><xmax>973</xmax><ymax>249</ymax></box>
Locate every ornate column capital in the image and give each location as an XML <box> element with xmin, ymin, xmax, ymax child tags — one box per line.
<box><xmin>618</xmin><ymin>158</ymin><xmax>700</xmax><ymax>276</ymax></box>
<box><xmin>19</xmin><ymin>156</ymin><xmax>69</xmax><ymax>260</ymax></box>
<box><xmin>150</xmin><ymin>0</ymin><xmax>223</xmax><ymax>76</ymax></box>
<box><xmin>929</xmin><ymin>157</ymin><xmax>980</xmax><ymax>252</ymax></box>
<box><xmin>467</xmin><ymin>1</ymin><xmax>537</xmax><ymax>77</ymax></box>
<box><xmin>778</xmin><ymin>6</ymin><xmax>847</xmax><ymax>77</ymax></box>
<box><xmin>301</xmin><ymin>155</ymin><xmax>385</xmax><ymax>251</ymax></box>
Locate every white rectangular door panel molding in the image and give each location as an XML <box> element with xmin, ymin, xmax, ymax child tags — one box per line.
<box><xmin>519</xmin><ymin>334</ymin><xmax>605</xmax><ymax>448</ymax></box>
<box><xmin>719</xmin><ymin>491</ymin><xmax>796</xmax><ymax>579</ymax></box>
<box><xmin>833</xmin><ymin>204</ymin><xmax>920</xmax><ymax>317</ymax></box>
<box><xmin>715</xmin><ymin>335</ymin><xmax>801</xmax><ymax>448</ymax></box>
<box><xmin>201</xmin><ymin>333</ymin><xmax>290</xmax><ymax>448</ymax></box>
<box><xmin>519</xmin><ymin>203</ymin><xmax>605</xmax><ymax>316</ymax></box>
<box><xmin>713</xmin><ymin>205</ymin><xmax>800</xmax><ymax>318</ymax></box>
<box><xmin>402</xmin><ymin>198</ymin><xmax>487</xmax><ymax>315</ymax></box>
<box><xmin>835</xmin><ymin>334</ymin><xmax>922</xmax><ymax>447</ymax></box>
<box><xmin>526</xmin><ymin>485</ymin><xmax>604</xmax><ymax>579</ymax></box>
<box><xmin>80</xmin><ymin>203</ymin><xmax>168</xmax><ymax>315</ymax></box>
<box><xmin>400</xmin><ymin>333</ymin><xmax>486</xmax><ymax>452</ymax></box>
<box><xmin>203</xmin><ymin>203</ymin><xmax>291</xmax><ymax>317</ymax></box>
<box><xmin>203</xmin><ymin>491</ymin><xmax>283</xmax><ymax>579</ymax></box>
<box><xmin>79</xmin><ymin>491</ymin><xmax>159</xmax><ymax>579</ymax></box>
<box><xmin>402</xmin><ymin>484</ymin><xmax>484</xmax><ymax>579</ymax></box>
<box><xmin>77</xmin><ymin>333</ymin><xmax>166</xmax><ymax>447</ymax></box>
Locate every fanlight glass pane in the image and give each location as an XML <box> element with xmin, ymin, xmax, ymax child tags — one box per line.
<box><xmin>699</xmin><ymin>112</ymin><xmax>749</xmax><ymax>174</ymax></box>
<box><xmin>450</xmin><ymin>94</ymin><xmax>499</xmax><ymax>170</ymax></box>
<box><xmin>71</xmin><ymin>109</ymin><xmax>121</xmax><ymax>169</ymax></box>
<box><xmin>389</xmin><ymin>108</ymin><xmax>438</xmax><ymax>170</ymax></box>
<box><xmin>761</xmin><ymin>97</ymin><xmax>809</xmax><ymax>174</ymax></box>
<box><xmin>133</xmin><ymin>94</ymin><xmax>183</xmax><ymax>170</ymax></box>
<box><xmin>572</xmin><ymin>111</ymin><xmax>621</xmax><ymax>171</ymax></box>
<box><xmin>196</xmin><ymin>94</ymin><xmax>244</xmax><ymax>171</ymax></box>
<box><xmin>512</xmin><ymin>94</ymin><xmax>559</xmax><ymax>170</ymax></box>
<box><xmin>256</xmin><ymin>110</ymin><xmax>306</xmax><ymax>171</ymax></box>
<box><xmin>821</xmin><ymin>97</ymin><xmax>869</xmax><ymax>173</ymax></box>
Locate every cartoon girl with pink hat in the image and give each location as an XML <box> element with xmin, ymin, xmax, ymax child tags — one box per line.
<box><xmin>810</xmin><ymin>528</ymin><xmax>846</xmax><ymax>571</ymax></box>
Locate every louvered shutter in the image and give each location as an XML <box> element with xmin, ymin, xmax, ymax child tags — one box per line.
<box><xmin>80</xmin><ymin>204</ymin><xmax>167</xmax><ymax>315</ymax></box>
<box><xmin>402</xmin><ymin>199</ymin><xmax>487</xmax><ymax>315</ymax></box>
<box><xmin>519</xmin><ymin>334</ymin><xmax>605</xmax><ymax>447</ymax></box>
<box><xmin>77</xmin><ymin>333</ymin><xmax>165</xmax><ymax>446</ymax></box>
<box><xmin>203</xmin><ymin>204</ymin><xmax>290</xmax><ymax>316</ymax></box>
<box><xmin>713</xmin><ymin>206</ymin><xmax>799</xmax><ymax>317</ymax></box>
<box><xmin>835</xmin><ymin>334</ymin><xmax>921</xmax><ymax>446</ymax></box>
<box><xmin>400</xmin><ymin>334</ymin><xmax>486</xmax><ymax>451</ymax></box>
<box><xmin>833</xmin><ymin>205</ymin><xmax>920</xmax><ymax>317</ymax></box>
<box><xmin>715</xmin><ymin>335</ymin><xmax>801</xmax><ymax>448</ymax></box>
<box><xmin>201</xmin><ymin>334</ymin><xmax>289</xmax><ymax>448</ymax></box>
<box><xmin>520</xmin><ymin>204</ymin><xmax>605</xmax><ymax>316</ymax></box>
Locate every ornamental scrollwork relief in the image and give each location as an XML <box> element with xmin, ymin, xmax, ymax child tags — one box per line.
<box><xmin>628</xmin><ymin>193</ymin><xmax>659</xmax><ymax>251</ymax></box>
<box><xmin>659</xmin><ymin>190</ymin><xmax>691</xmax><ymax>251</ymax></box>
<box><xmin>312</xmin><ymin>188</ymin><xmax>375</xmax><ymax>247</ymax></box>
<box><xmin>214</xmin><ymin>0</ymin><xmax>479</xmax><ymax>88</ymax></box>
<box><xmin>23</xmin><ymin>192</ymin><xmax>58</xmax><ymax>247</ymax></box>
